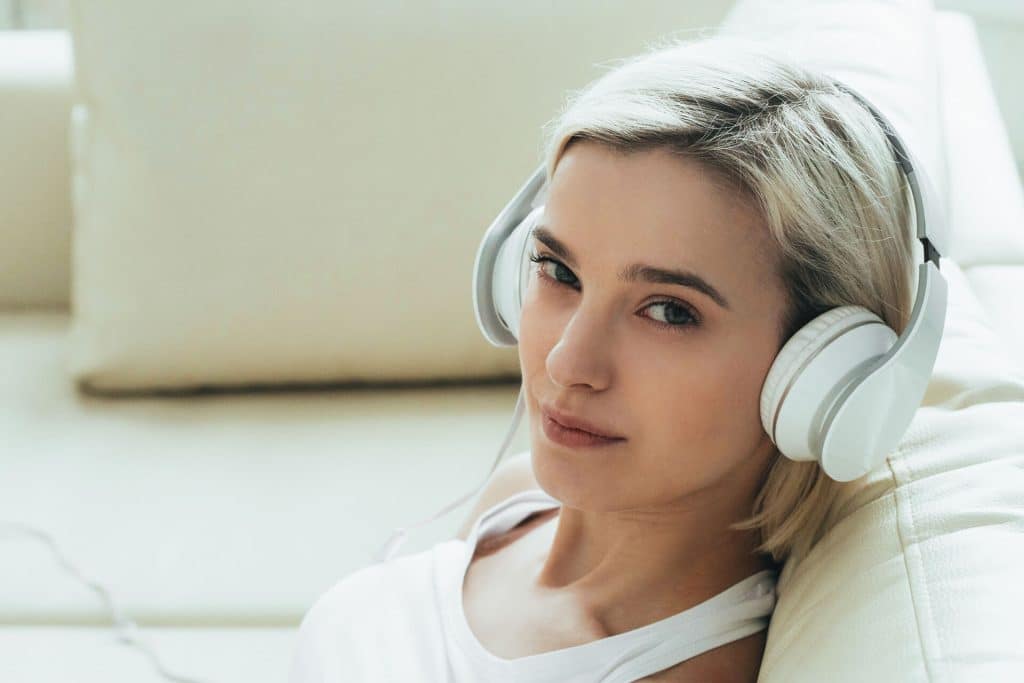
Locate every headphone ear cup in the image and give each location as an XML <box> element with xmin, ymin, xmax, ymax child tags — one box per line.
<box><xmin>761</xmin><ymin>305</ymin><xmax>897</xmax><ymax>470</ymax></box>
<box><xmin>473</xmin><ymin>163</ymin><xmax>547</xmax><ymax>348</ymax></box>
<box><xmin>484</xmin><ymin>205</ymin><xmax>544</xmax><ymax>345</ymax></box>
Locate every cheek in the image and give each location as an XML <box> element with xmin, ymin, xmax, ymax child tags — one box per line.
<box><xmin>517</xmin><ymin>288</ymin><xmax>546</xmax><ymax>365</ymax></box>
<box><xmin>646</xmin><ymin>356</ymin><xmax>765</xmax><ymax>449</ymax></box>
<box><xmin>647</xmin><ymin>380</ymin><xmax>719</xmax><ymax>445</ymax></box>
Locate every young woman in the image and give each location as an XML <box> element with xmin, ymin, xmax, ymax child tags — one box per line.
<box><xmin>291</xmin><ymin>35</ymin><xmax>918</xmax><ymax>683</ymax></box>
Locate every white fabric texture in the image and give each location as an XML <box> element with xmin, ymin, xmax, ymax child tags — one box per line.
<box><xmin>289</xmin><ymin>488</ymin><xmax>778</xmax><ymax>683</ymax></box>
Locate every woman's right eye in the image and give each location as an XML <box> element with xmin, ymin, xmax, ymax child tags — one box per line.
<box><xmin>528</xmin><ymin>252</ymin><xmax>578</xmax><ymax>289</ymax></box>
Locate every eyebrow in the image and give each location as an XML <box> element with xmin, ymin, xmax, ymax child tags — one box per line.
<box><xmin>531</xmin><ymin>226</ymin><xmax>732</xmax><ymax>311</ymax></box>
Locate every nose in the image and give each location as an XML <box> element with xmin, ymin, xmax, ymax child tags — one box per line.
<box><xmin>544</xmin><ymin>305</ymin><xmax>615</xmax><ymax>391</ymax></box>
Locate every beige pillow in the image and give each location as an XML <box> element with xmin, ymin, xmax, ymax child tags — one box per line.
<box><xmin>65</xmin><ymin>2</ymin><xmax>733</xmax><ymax>394</ymax></box>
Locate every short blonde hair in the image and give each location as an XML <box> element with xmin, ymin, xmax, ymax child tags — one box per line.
<box><xmin>538</xmin><ymin>36</ymin><xmax>916</xmax><ymax>567</ymax></box>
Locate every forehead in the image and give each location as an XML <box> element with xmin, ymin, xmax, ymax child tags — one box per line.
<box><xmin>541</xmin><ymin>142</ymin><xmax>782</xmax><ymax>305</ymax></box>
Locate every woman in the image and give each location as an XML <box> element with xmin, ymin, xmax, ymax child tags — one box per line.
<box><xmin>291</xmin><ymin>35</ymin><xmax>916</xmax><ymax>683</ymax></box>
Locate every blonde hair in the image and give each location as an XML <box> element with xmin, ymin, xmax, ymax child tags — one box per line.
<box><xmin>538</xmin><ymin>36</ymin><xmax>916</xmax><ymax>567</ymax></box>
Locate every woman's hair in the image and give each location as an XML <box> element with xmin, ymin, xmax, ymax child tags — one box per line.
<box><xmin>538</xmin><ymin>35</ymin><xmax>917</xmax><ymax>568</ymax></box>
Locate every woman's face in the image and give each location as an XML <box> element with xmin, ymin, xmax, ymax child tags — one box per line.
<box><xmin>519</xmin><ymin>141</ymin><xmax>790</xmax><ymax>510</ymax></box>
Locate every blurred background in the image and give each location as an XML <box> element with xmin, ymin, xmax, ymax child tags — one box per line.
<box><xmin>2</xmin><ymin>0</ymin><xmax>1023</xmax><ymax>172</ymax></box>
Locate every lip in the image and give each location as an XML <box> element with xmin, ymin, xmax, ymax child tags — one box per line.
<box><xmin>540</xmin><ymin>404</ymin><xmax>626</xmax><ymax>441</ymax></box>
<box><xmin>542</xmin><ymin>412</ymin><xmax>625</xmax><ymax>449</ymax></box>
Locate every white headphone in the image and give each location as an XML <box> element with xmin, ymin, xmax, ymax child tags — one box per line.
<box><xmin>373</xmin><ymin>79</ymin><xmax>949</xmax><ymax>565</ymax></box>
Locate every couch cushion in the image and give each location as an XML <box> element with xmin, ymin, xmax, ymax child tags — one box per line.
<box><xmin>0</xmin><ymin>311</ymin><xmax>529</xmax><ymax>623</ymax></box>
<box><xmin>937</xmin><ymin>10</ymin><xmax>1024</xmax><ymax>358</ymax></box>
<box><xmin>0</xmin><ymin>626</ymin><xmax>294</xmax><ymax>683</ymax></box>
<box><xmin>64</xmin><ymin>1</ymin><xmax>734</xmax><ymax>394</ymax></box>
<box><xmin>937</xmin><ymin>9</ymin><xmax>1024</xmax><ymax>269</ymax></box>
<box><xmin>962</xmin><ymin>264</ymin><xmax>1024</xmax><ymax>362</ymax></box>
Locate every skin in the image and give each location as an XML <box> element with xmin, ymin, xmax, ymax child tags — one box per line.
<box><xmin>515</xmin><ymin>139</ymin><xmax>788</xmax><ymax>642</ymax></box>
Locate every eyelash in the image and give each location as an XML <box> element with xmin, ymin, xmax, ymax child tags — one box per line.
<box><xmin>527</xmin><ymin>252</ymin><xmax>701</xmax><ymax>333</ymax></box>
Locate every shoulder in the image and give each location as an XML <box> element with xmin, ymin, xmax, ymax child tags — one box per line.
<box><xmin>297</xmin><ymin>563</ymin><xmax>386</xmax><ymax>635</ymax></box>
<box><xmin>293</xmin><ymin>550</ymin><xmax>441</xmax><ymax>662</ymax></box>
<box><xmin>296</xmin><ymin>549</ymin><xmax>432</xmax><ymax>636</ymax></box>
<box><xmin>292</xmin><ymin>572</ymin><xmax>374</xmax><ymax>681</ymax></box>
<box><xmin>291</xmin><ymin>552</ymin><xmax>446</xmax><ymax>682</ymax></box>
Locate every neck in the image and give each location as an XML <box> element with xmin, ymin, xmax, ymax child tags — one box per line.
<box><xmin>525</xmin><ymin>496</ymin><xmax>779</xmax><ymax>637</ymax></box>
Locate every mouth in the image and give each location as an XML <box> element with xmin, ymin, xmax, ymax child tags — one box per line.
<box><xmin>540</xmin><ymin>403</ymin><xmax>626</xmax><ymax>440</ymax></box>
<box><xmin>542</xmin><ymin>412</ymin><xmax>625</xmax><ymax>448</ymax></box>
<box><xmin>536</xmin><ymin>405</ymin><xmax>622</xmax><ymax>448</ymax></box>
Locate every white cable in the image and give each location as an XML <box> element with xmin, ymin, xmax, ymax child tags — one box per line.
<box><xmin>0</xmin><ymin>520</ymin><xmax>218</xmax><ymax>683</ymax></box>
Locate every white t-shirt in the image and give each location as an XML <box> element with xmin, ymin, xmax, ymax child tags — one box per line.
<box><xmin>289</xmin><ymin>488</ymin><xmax>778</xmax><ymax>683</ymax></box>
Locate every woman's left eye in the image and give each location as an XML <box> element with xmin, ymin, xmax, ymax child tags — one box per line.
<box><xmin>527</xmin><ymin>252</ymin><xmax>701</xmax><ymax>333</ymax></box>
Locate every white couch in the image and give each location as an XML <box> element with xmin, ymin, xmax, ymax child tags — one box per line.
<box><xmin>2</xmin><ymin>4</ymin><xmax>1023</xmax><ymax>683</ymax></box>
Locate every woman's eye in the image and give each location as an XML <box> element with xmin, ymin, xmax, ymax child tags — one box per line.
<box><xmin>527</xmin><ymin>252</ymin><xmax>700</xmax><ymax>333</ymax></box>
<box><xmin>529</xmin><ymin>252</ymin><xmax>578</xmax><ymax>287</ymax></box>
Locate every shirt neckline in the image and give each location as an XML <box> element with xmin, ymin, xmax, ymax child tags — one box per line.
<box><xmin>448</xmin><ymin>488</ymin><xmax>779</xmax><ymax>678</ymax></box>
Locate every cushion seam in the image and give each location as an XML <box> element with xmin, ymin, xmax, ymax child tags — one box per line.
<box><xmin>885</xmin><ymin>453</ymin><xmax>940</xmax><ymax>682</ymax></box>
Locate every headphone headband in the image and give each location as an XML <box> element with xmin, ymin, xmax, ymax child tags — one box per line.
<box><xmin>831</xmin><ymin>80</ymin><xmax>948</xmax><ymax>263</ymax></box>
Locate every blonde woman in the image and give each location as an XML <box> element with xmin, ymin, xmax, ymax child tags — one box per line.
<box><xmin>291</xmin><ymin>33</ymin><xmax>920</xmax><ymax>683</ymax></box>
